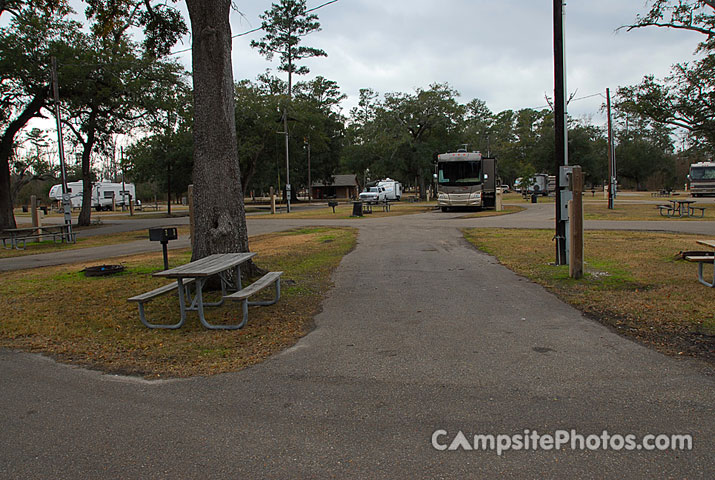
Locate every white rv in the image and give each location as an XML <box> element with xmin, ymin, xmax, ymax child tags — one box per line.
<box><xmin>49</xmin><ymin>181</ymin><xmax>138</xmax><ymax>211</ymax></box>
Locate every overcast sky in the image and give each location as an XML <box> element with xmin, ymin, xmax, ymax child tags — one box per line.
<box><xmin>167</xmin><ymin>0</ymin><xmax>703</xmax><ymax>125</ymax></box>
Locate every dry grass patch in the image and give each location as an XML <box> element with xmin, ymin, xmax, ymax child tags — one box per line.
<box><xmin>584</xmin><ymin>202</ymin><xmax>714</xmax><ymax>221</ymax></box>
<box><xmin>0</xmin><ymin>226</ymin><xmax>191</xmax><ymax>259</ymax></box>
<box><xmin>257</xmin><ymin>202</ymin><xmax>434</xmax><ymax>219</ymax></box>
<box><xmin>464</xmin><ymin>228</ymin><xmax>714</xmax><ymax>362</ymax></box>
<box><xmin>0</xmin><ymin>227</ymin><xmax>357</xmax><ymax>378</ymax></box>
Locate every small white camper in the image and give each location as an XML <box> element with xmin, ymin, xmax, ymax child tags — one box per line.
<box><xmin>377</xmin><ymin>178</ymin><xmax>402</xmax><ymax>201</ymax></box>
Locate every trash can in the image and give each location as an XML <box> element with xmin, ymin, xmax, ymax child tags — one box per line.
<box><xmin>531</xmin><ymin>194</ymin><xmax>538</xmax><ymax>204</ymax></box>
<box><xmin>351</xmin><ymin>201</ymin><xmax>363</xmax><ymax>217</ymax></box>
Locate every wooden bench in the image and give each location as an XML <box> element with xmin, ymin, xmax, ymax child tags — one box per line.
<box><xmin>685</xmin><ymin>255</ymin><xmax>714</xmax><ymax>287</ymax></box>
<box><xmin>128</xmin><ymin>278</ymin><xmax>195</xmax><ymax>328</ymax></box>
<box><xmin>689</xmin><ymin>206</ymin><xmax>706</xmax><ymax>217</ymax></box>
<box><xmin>224</xmin><ymin>271</ymin><xmax>283</xmax><ymax>329</ymax></box>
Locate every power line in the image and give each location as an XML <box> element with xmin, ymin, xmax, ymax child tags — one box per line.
<box><xmin>168</xmin><ymin>0</ymin><xmax>339</xmax><ymax>56</ymax></box>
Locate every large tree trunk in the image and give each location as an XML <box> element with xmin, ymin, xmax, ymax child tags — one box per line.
<box><xmin>78</xmin><ymin>147</ymin><xmax>93</xmax><ymax>225</ymax></box>
<box><xmin>0</xmin><ymin>91</ymin><xmax>47</xmax><ymax>230</ymax></box>
<box><xmin>77</xmin><ymin>111</ymin><xmax>98</xmax><ymax>226</ymax></box>
<box><xmin>186</xmin><ymin>0</ymin><xmax>250</xmax><ymax>261</ymax></box>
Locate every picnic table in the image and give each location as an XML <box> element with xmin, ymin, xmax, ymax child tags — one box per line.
<box><xmin>658</xmin><ymin>199</ymin><xmax>700</xmax><ymax>218</ymax></box>
<box><xmin>685</xmin><ymin>240</ymin><xmax>715</xmax><ymax>287</ymax></box>
<box><xmin>129</xmin><ymin>252</ymin><xmax>283</xmax><ymax>330</ymax></box>
<box><xmin>152</xmin><ymin>252</ymin><xmax>255</xmax><ymax>329</ymax></box>
<box><xmin>1</xmin><ymin>224</ymin><xmax>75</xmax><ymax>250</ymax></box>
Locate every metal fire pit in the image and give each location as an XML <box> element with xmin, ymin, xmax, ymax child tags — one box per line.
<box><xmin>82</xmin><ymin>264</ymin><xmax>125</xmax><ymax>277</ymax></box>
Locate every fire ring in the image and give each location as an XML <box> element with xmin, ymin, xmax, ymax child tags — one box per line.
<box><xmin>82</xmin><ymin>264</ymin><xmax>125</xmax><ymax>277</ymax></box>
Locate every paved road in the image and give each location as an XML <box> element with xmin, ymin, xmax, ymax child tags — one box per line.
<box><xmin>0</xmin><ymin>206</ymin><xmax>713</xmax><ymax>478</ymax></box>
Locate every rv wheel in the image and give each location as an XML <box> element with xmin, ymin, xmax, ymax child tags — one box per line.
<box><xmin>441</xmin><ymin>207</ymin><xmax>449</xmax><ymax>212</ymax></box>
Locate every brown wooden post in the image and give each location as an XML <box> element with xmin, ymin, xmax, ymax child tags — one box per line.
<box><xmin>188</xmin><ymin>184</ymin><xmax>194</xmax><ymax>243</ymax></box>
<box><xmin>569</xmin><ymin>166</ymin><xmax>584</xmax><ymax>279</ymax></box>
<box><xmin>31</xmin><ymin>195</ymin><xmax>39</xmax><ymax>229</ymax></box>
<box><xmin>128</xmin><ymin>194</ymin><xmax>134</xmax><ymax>216</ymax></box>
<box><xmin>270</xmin><ymin>186</ymin><xmax>276</xmax><ymax>214</ymax></box>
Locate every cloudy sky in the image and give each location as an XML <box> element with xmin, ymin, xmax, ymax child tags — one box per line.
<box><xmin>168</xmin><ymin>0</ymin><xmax>704</xmax><ymax>125</ymax></box>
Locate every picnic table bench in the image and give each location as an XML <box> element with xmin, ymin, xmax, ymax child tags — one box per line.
<box><xmin>688</xmin><ymin>206</ymin><xmax>706</xmax><ymax>217</ymax></box>
<box><xmin>1</xmin><ymin>224</ymin><xmax>75</xmax><ymax>250</ymax></box>
<box><xmin>685</xmin><ymin>240</ymin><xmax>715</xmax><ymax>287</ymax></box>
<box><xmin>362</xmin><ymin>200</ymin><xmax>391</xmax><ymax>214</ymax></box>
<box><xmin>128</xmin><ymin>252</ymin><xmax>283</xmax><ymax>330</ymax></box>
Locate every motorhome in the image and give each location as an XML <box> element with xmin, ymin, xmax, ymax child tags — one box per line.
<box><xmin>49</xmin><ymin>181</ymin><xmax>138</xmax><ymax>210</ymax></box>
<box><xmin>435</xmin><ymin>150</ymin><xmax>497</xmax><ymax>211</ymax></box>
<box><xmin>688</xmin><ymin>161</ymin><xmax>715</xmax><ymax>196</ymax></box>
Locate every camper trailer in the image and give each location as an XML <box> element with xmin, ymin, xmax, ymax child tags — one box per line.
<box><xmin>49</xmin><ymin>181</ymin><xmax>138</xmax><ymax>211</ymax></box>
<box><xmin>377</xmin><ymin>179</ymin><xmax>402</xmax><ymax>201</ymax></box>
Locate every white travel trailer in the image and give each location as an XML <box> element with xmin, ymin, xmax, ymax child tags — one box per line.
<box><xmin>49</xmin><ymin>181</ymin><xmax>138</xmax><ymax>211</ymax></box>
<box><xmin>377</xmin><ymin>178</ymin><xmax>402</xmax><ymax>201</ymax></box>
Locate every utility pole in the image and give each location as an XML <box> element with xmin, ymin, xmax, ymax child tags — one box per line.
<box><xmin>282</xmin><ymin>110</ymin><xmax>291</xmax><ymax>213</ymax></box>
<box><xmin>553</xmin><ymin>0</ymin><xmax>568</xmax><ymax>265</ymax></box>
<box><xmin>606</xmin><ymin>88</ymin><xmax>614</xmax><ymax>209</ymax></box>
<box><xmin>121</xmin><ymin>146</ymin><xmax>126</xmax><ymax>208</ymax></box>
<box><xmin>51</xmin><ymin>57</ymin><xmax>73</xmax><ymax>239</ymax></box>
<box><xmin>305</xmin><ymin>139</ymin><xmax>311</xmax><ymax>202</ymax></box>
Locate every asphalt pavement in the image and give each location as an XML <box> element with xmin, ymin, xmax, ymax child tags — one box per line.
<box><xmin>0</xmin><ymin>203</ymin><xmax>713</xmax><ymax>478</ymax></box>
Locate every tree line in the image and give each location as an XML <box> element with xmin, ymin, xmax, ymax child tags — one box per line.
<box><xmin>2</xmin><ymin>0</ymin><xmax>712</xmax><ymax>232</ymax></box>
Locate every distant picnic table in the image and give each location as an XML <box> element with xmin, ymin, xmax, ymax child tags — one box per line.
<box><xmin>1</xmin><ymin>224</ymin><xmax>75</xmax><ymax>250</ymax></box>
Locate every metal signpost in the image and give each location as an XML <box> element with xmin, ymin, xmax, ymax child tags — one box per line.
<box><xmin>51</xmin><ymin>57</ymin><xmax>73</xmax><ymax>241</ymax></box>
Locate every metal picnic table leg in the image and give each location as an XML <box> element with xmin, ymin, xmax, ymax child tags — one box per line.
<box><xmin>697</xmin><ymin>261</ymin><xmax>715</xmax><ymax>288</ymax></box>
<box><xmin>198</xmin><ymin>268</ymin><xmax>251</xmax><ymax>330</ymax></box>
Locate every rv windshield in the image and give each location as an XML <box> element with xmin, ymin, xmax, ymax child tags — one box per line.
<box><xmin>438</xmin><ymin>160</ymin><xmax>481</xmax><ymax>186</ymax></box>
<box><xmin>690</xmin><ymin>166</ymin><xmax>715</xmax><ymax>180</ymax></box>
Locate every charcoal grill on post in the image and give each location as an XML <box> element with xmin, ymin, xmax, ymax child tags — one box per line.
<box><xmin>149</xmin><ymin>227</ymin><xmax>178</xmax><ymax>270</ymax></box>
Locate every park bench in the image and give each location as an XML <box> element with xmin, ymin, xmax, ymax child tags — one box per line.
<box><xmin>657</xmin><ymin>205</ymin><xmax>674</xmax><ymax>216</ymax></box>
<box><xmin>689</xmin><ymin>206</ymin><xmax>706</xmax><ymax>217</ymax></box>
<box><xmin>224</xmin><ymin>271</ymin><xmax>283</xmax><ymax>329</ymax></box>
<box><xmin>685</xmin><ymin>240</ymin><xmax>715</xmax><ymax>287</ymax></box>
<box><xmin>685</xmin><ymin>255</ymin><xmax>714</xmax><ymax>287</ymax></box>
<box><xmin>128</xmin><ymin>278</ymin><xmax>196</xmax><ymax>329</ymax></box>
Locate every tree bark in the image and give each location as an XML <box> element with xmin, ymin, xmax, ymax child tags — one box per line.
<box><xmin>77</xmin><ymin>109</ymin><xmax>98</xmax><ymax>226</ymax></box>
<box><xmin>0</xmin><ymin>90</ymin><xmax>47</xmax><ymax>230</ymax></box>
<box><xmin>186</xmin><ymin>0</ymin><xmax>251</xmax><ymax>263</ymax></box>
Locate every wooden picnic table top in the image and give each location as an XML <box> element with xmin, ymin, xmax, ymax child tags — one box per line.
<box><xmin>2</xmin><ymin>224</ymin><xmax>71</xmax><ymax>234</ymax></box>
<box><xmin>153</xmin><ymin>252</ymin><xmax>256</xmax><ymax>278</ymax></box>
<box><xmin>696</xmin><ymin>239</ymin><xmax>715</xmax><ymax>249</ymax></box>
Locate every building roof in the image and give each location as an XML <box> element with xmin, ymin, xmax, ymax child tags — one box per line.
<box><xmin>311</xmin><ymin>174</ymin><xmax>358</xmax><ymax>188</ymax></box>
